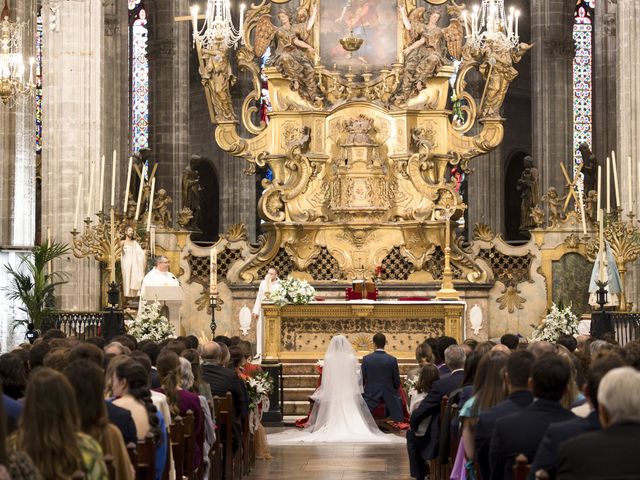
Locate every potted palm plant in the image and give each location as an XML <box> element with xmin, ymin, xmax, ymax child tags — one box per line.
<box><xmin>3</xmin><ymin>241</ymin><xmax>70</xmax><ymax>333</ymax></box>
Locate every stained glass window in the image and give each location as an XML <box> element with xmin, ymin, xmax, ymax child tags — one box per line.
<box><xmin>129</xmin><ymin>2</ymin><xmax>149</xmax><ymax>153</ymax></box>
<box><xmin>573</xmin><ymin>0</ymin><xmax>594</xmax><ymax>185</ymax></box>
<box><xmin>35</xmin><ymin>13</ymin><xmax>43</xmax><ymax>152</ymax></box>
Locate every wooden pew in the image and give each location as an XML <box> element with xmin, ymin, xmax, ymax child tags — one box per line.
<box><xmin>135</xmin><ymin>434</ymin><xmax>156</xmax><ymax>480</ymax></box>
<box><xmin>104</xmin><ymin>454</ymin><xmax>115</xmax><ymax>480</ymax></box>
<box><xmin>213</xmin><ymin>393</ymin><xmax>235</xmax><ymax>480</ymax></box>
<box><xmin>163</xmin><ymin>415</ymin><xmax>184</xmax><ymax>480</ymax></box>
<box><xmin>183</xmin><ymin>410</ymin><xmax>196</xmax><ymax>480</ymax></box>
<box><xmin>241</xmin><ymin>415</ymin><xmax>251</xmax><ymax>476</ymax></box>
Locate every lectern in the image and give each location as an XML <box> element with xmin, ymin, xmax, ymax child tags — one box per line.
<box><xmin>143</xmin><ymin>285</ymin><xmax>184</xmax><ymax>335</ymax></box>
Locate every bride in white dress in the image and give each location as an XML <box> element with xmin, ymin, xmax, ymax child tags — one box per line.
<box><xmin>269</xmin><ymin>335</ymin><xmax>402</xmax><ymax>444</ymax></box>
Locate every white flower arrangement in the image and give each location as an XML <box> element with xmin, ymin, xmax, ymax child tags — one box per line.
<box><xmin>404</xmin><ymin>376</ymin><xmax>418</xmax><ymax>397</ymax></box>
<box><xmin>269</xmin><ymin>277</ymin><xmax>316</xmax><ymax>306</ymax></box>
<box><xmin>127</xmin><ymin>299</ymin><xmax>175</xmax><ymax>342</ymax></box>
<box><xmin>530</xmin><ymin>303</ymin><xmax>579</xmax><ymax>343</ymax></box>
<box><xmin>247</xmin><ymin>371</ymin><xmax>274</xmax><ymax>411</ymax></box>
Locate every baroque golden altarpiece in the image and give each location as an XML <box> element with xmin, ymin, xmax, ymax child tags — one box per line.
<box><xmin>168</xmin><ymin>0</ymin><xmax>542</xmax><ymax>354</ymax></box>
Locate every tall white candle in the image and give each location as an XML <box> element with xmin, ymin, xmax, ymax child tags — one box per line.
<box><xmin>462</xmin><ymin>11</ymin><xmax>469</xmax><ymax>36</ymax></box>
<box><xmin>74</xmin><ymin>174</ymin><xmax>83</xmax><ymax>230</ymax></box>
<box><xmin>123</xmin><ymin>157</ymin><xmax>133</xmax><ymax>214</ymax></box>
<box><xmin>515</xmin><ymin>10</ymin><xmax>520</xmax><ymax>38</ymax></box>
<box><xmin>612</xmin><ymin>150</ymin><xmax>620</xmax><ymax>209</ymax></box>
<box><xmin>627</xmin><ymin>156</ymin><xmax>633</xmax><ymax>214</ymax></box>
<box><xmin>146</xmin><ymin>177</ymin><xmax>156</xmax><ymax>232</ymax></box>
<box><xmin>578</xmin><ymin>189</ymin><xmax>587</xmax><ymax>235</ymax></box>
<box><xmin>598</xmin><ymin>211</ymin><xmax>605</xmax><ymax>282</ymax></box>
<box><xmin>210</xmin><ymin>247</ymin><xmax>218</xmax><ymax>294</ymax></box>
<box><xmin>98</xmin><ymin>155</ymin><xmax>105</xmax><ymax>213</ymax></box>
<box><xmin>606</xmin><ymin>156</ymin><xmax>611</xmax><ymax>213</ymax></box>
<box><xmin>239</xmin><ymin>4</ymin><xmax>245</xmax><ymax>42</ymax></box>
<box><xmin>134</xmin><ymin>164</ymin><xmax>147</xmax><ymax>221</ymax></box>
<box><xmin>596</xmin><ymin>165</ymin><xmax>601</xmax><ymax>221</ymax></box>
<box><xmin>87</xmin><ymin>159</ymin><xmax>95</xmax><ymax>218</ymax></box>
<box><xmin>110</xmin><ymin>150</ymin><xmax>117</xmax><ymax>207</ymax></box>
<box><xmin>190</xmin><ymin>5</ymin><xmax>199</xmax><ymax>32</ymax></box>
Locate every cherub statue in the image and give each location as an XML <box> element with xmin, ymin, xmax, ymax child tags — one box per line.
<box><xmin>541</xmin><ymin>187</ymin><xmax>565</xmax><ymax>226</ymax></box>
<box><xmin>152</xmin><ymin>189</ymin><xmax>173</xmax><ymax>229</ymax></box>
<box><xmin>517</xmin><ymin>156</ymin><xmax>540</xmax><ymax>231</ymax></box>
<box><xmin>254</xmin><ymin>5</ymin><xmax>321</xmax><ymax>104</ymax></box>
<box><xmin>584</xmin><ymin>189</ymin><xmax>598</xmax><ymax>223</ymax></box>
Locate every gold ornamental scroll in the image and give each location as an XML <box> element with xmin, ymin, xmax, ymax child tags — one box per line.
<box><xmin>262</xmin><ymin>300</ymin><xmax>464</xmax><ymax>360</ymax></box>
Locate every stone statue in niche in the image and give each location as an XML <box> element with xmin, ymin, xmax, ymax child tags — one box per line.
<box><xmin>541</xmin><ymin>187</ymin><xmax>565</xmax><ymax>227</ymax></box>
<box><xmin>584</xmin><ymin>189</ymin><xmax>598</xmax><ymax>223</ymax></box>
<box><xmin>517</xmin><ymin>156</ymin><xmax>540</xmax><ymax>231</ymax></box>
<box><xmin>181</xmin><ymin>156</ymin><xmax>203</xmax><ymax>230</ymax></box>
<box><xmin>152</xmin><ymin>188</ymin><xmax>173</xmax><ymax>229</ymax></box>
<box><xmin>254</xmin><ymin>5</ymin><xmax>321</xmax><ymax>104</ymax></box>
<box><xmin>578</xmin><ymin>142</ymin><xmax>598</xmax><ymax>195</ymax></box>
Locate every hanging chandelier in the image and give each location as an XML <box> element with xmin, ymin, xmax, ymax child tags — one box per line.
<box><xmin>0</xmin><ymin>0</ymin><xmax>34</xmax><ymax>106</ymax></box>
<box><xmin>190</xmin><ymin>0</ymin><xmax>245</xmax><ymax>50</ymax></box>
<box><xmin>463</xmin><ymin>0</ymin><xmax>520</xmax><ymax>51</ymax></box>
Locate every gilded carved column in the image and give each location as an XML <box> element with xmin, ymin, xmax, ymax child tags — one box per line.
<box><xmin>41</xmin><ymin>0</ymin><xmax>104</xmax><ymax>310</ymax></box>
<box><xmin>531</xmin><ymin>0</ymin><xmax>574</xmax><ymax>195</ymax></box>
<box><xmin>616</xmin><ymin>0</ymin><xmax>640</xmax><ymax>309</ymax></box>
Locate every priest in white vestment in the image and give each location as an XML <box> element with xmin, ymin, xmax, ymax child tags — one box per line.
<box><xmin>120</xmin><ymin>226</ymin><xmax>146</xmax><ymax>297</ymax></box>
<box><xmin>252</xmin><ymin>267</ymin><xmax>279</xmax><ymax>358</ymax></box>
<box><xmin>140</xmin><ymin>256</ymin><xmax>182</xmax><ymax>333</ymax></box>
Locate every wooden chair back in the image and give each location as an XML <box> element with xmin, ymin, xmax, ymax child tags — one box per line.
<box><xmin>213</xmin><ymin>393</ymin><xmax>235</xmax><ymax>480</ymax></box>
<box><xmin>183</xmin><ymin>410</ymin><xmax>196</xmax><ymax>480</ymax></box>
<box><xmin>126</xmin><ymin>442</ymin><xmax>137</xmax><ymax>470</ymax></box>
<box><xmin>513</xmin><ymin>454</ymin><xmax>531</xmax><ymax>480</ymax></box>
<box><xmin>165</xmin><ymin>415</ymin><xmax>184</xmax><ymax>480</ymax></box>
<box><xmin>104</xmin><ymin>454</ymin><xmax>115</xmax><ymax>480</ymax></box>
<box><xmin>242</xmin><ymin>414</ymin><xmax>251</xmax><ymax>475</ymax></box>
<box><xmin>135</xmin><ymin>433</ymin><xmax>156</xmax><ymax>480</ymax></box>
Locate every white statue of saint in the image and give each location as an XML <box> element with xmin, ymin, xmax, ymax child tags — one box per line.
<box><xmin>252</xmin><ymin>267</ymin><xmax>279</xmax><ymax>358</ymax></box>
<box><xmin>120</xmin><ymin>226</ymin><xmax>147</xmax><ymax>297</ymax></box>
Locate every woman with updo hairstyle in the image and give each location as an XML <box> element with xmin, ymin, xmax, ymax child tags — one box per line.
<box><xmin>155</xmin><ymin>350</ymin><xmax>204</xmax><ymax>469</ymax></box>
<box><xmin>9</xmin><ymin>367</ymin><xmax>108</xmax><ymax>479</ymax></box>
<box><xmin>180</xmin><ymin>349</ymin><xmax>214</xmax><ymax>404</ymax></box>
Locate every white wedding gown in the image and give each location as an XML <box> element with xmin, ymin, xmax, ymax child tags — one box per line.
<box><xmin>268</xmin><ymin>335</ymin><xmax>403</xmax><ymax>444</ymax></box>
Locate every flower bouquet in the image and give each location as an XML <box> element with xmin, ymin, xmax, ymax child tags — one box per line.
<box><xmin>247</xmin><ymin>371</ymin><xmax>274</xmax><ymax>411</ymax></box>
<box><xmin>530</xmin><ymin>303</ymin><xmax>579</xmax><ymax>343</ymax></box>
<box><xmin>403</xmin><ymin>375</ymin><xmax>418</xmax><ymax>397</ymax></box>
<box><xmin>269</xmin><ymin>277</ymin><xmax>316</xmax><ymax>306</ymax></box>
<box><xmin>127</xmin><ymin>299</ymin><xmax>174</xmax><ymax>342</ymax></box>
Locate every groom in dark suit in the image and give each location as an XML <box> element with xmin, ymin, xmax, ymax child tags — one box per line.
<box><xmin>361</xmin><ymin>333</ymin><xmax>404</xmax><ymax>422</ymax></box>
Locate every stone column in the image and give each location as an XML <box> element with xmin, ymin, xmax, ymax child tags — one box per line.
<box><xmin>467</xmin><ymin>148</ymin><xmax>504</xmax><ymax>237</ymax></box>
<box><xmin>40</xmin><ymin>0</ymin><xmax>104</xmax><ymax>310</ymax></box>
<box><xmin>616</xmin><ymin>0</ymin><xmax>640</xmax><ymax>309</ymax></box>
<box><xmin>148</xmin><ymin>0</ymin><xmax>190</xmax><ymax>222</ymax></box>
<box><xmin>531</xmin><ymin>0</ymin><xmax>574</xmax><ymax>195</ymax></box>
<box><xmin>0</xmin><ymin>0</ymin><xmax>36</xmax><ymax>247</ymax></box>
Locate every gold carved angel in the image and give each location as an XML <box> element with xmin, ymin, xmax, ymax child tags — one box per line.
<box><xmin>392</xmin><ymin>6</ymin><xmax>464</xmax><ymax>106</ymax></box>
<box><xmin>254</xmin><ymin>5</ymin><xmax>321</xmax><ymax>104</ymax></box>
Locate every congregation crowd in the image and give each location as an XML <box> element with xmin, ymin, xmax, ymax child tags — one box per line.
<box><xmin>0</xmin><ymin>331</ymin><xmax>261</xmax><ymax>480</ymax></box>
<box><xmin>405</xmin><ymin>334</ymin><xmax>640</xmax><ymax>480</ymax></box>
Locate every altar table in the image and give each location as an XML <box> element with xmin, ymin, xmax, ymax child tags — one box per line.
<box><xmin>262</xmin><ymin>300</ymin><xmax>465</xmax><ymax>360</ymax></box>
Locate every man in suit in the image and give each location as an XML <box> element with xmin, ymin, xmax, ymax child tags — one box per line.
<box><xmin>435</xmin><ymin>336</ymin><xmax>457</xmax><ymax>376</ymax></box>
<box><xmin>530</xmin><ymin>354</ymin><xmax>625</xmax><ymax>479</ymax></box>
<box><xmin>475</xmin><ymin>350</ymin><xmax>535</xmax><ymax>480</ymax></box>
<box><xmin>201</xmin><ymin>341</ymin><xmax>248</xmax><ymax>450</ymax></box>
<box><xmin>361</xmin><ymin>333</ymin><xmax>403</xmax><ymax>422</ymax></box>
<box><xmin>489</xmin><ymin>354</ymin><xmax>575</xmax><ymax>480</ymax></box>
<box><xmin>410</xmin><ymin>344</ymin><xmax>465</xmax><ymax>460</ymax></box>
<box><xmin>556</xmin><ymin>366</ymin><xmax>640</xmax><ymax>479</ymax></box>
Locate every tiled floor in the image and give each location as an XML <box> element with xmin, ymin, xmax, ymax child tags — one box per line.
<box><xmin>244</xmin><ymin>428</ymin><xmax>412</xmax><ymax>480</ymax></box>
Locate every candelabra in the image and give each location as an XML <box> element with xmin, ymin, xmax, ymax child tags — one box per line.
<box><xmin>435</xmin><ymin>195</ymin><xmax>461</xmax><ymax>301</ymax></box>
<box><xmin>0</xmin><ymin>0</ymin><xmax>35</xmax><ymax>105</ymax></box>
<box><xmin>190</xmin><ymin>0</ymin><xmax>245</xmax><ymax>50</ymax></box>
<box><xmin>70</xmin><ymin>207</ymin><xmax>125</xmax><ymax>307</ymax></box>
<box><xmin>464</xmin><ymin>0</ymin><xmax>520</xmax><ymax>51</ymax></box>
<box><xmin>209</xmin><ymin>294</ymin><xmax>221</xmax><ymax>336</ymax></box>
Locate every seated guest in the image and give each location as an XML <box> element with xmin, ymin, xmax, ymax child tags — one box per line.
<box><xmin>556</xmin><ymin>335</ymin><xmax>577</xmax><ymax>353</ymax></box>
<box><xmin>8</xmin><ymin>368</ymin><xmax>107</xmax><ymax>479</ymax></box>
<box><xmin>410</xmin><ymin>345</ymin><xmax>465</xmax><ymax>460</ymax></box>
<box><xmin>104</xmin><ymin>341</ymin><xmax>130</xmax><ymax>356</ymax></box>
<box><xmin>361</xmin><ymin>333</ymin><xmax>403</xmax><ymax>422</ymax></box>
<box><xmin>138</xmin><ymin>340</ymin><xmax>162</xmax><ymax>389</ymax></box>
<box><xmin>0</xmin><ymin>353</ymin><xmax>27</xmax><ymax>400</ymax></box>
<box><xmin>436</xmin><ymin>336</ymin><xmax>458</xmax><ymax>376</ymax></box>
<box><xmin>406</xmin><ymin>364</ymin><xmax>439</xmax><ymax>480</ymax></box>
<box><xmin>500</xmin><ymin>333</ymin><xmax>519</xmax><ymax>351</ymax></box>
<box><xmin>27</xmin><ymin>341</ymin><xmax>50</xmax><ymax>371</ymax></box>
<box><xmin>64</xmin><ymin>360</ymin><xmax>134</xmax><ymax>480</ymax></box>
<box><xmin>155</xmin><ymin>350</ymin><xmax>205</xmax><ymax>470</ymax></box>
<box><xmin>527</xmin><ymin>341</ymin><xmax>557</xmax><ymax>358</ymax></box>
<box><xmin>530</xmin><ymin>354</ymin><xmax>625</xmax><ymax>479</ymax></box>
<box><xmin>1</xmin><ymin>390</ymin><xmax>42</xmax><ymax>480</ymax></box>
<box><xmin>489</xmin><ymin>354</ymin><xmax>575</xmax><ymax>480</ymax></box>
<box><xmin>475</xmin><ymin>350</ymin><xmax>535</xmax><ymax>480</ymax></box>
<box><xmin>556</xmin><ymin>366</ymin><xmax>640</xmax><ymax>480</ymax></box>
<box><xmin>407</xmin><ymin>342</ymin><xmax>435</xmax><ymax>382</ymax></box>
<box><xmin>623</xmin><ymin>339</ymin><xmax>640</xmax><ymax>371</ymax></box>
<box><xmin>456</xmin><ymin>351</ymin><xmax>509</xmax><ymax>474</ymax></box>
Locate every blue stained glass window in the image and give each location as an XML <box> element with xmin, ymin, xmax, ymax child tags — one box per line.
<box><xmin>573</xmin><ymin>0</ymin><xmax>594</xmax><ymax>190</ymax></box>
<box><xmin>129</xmin><ymin>3</ymin><xmax>149</xmax><ymax>153</ymax></box>
<box><xmin>35</xmin><ymin>14</ymin><xmax>43</xmax><ymax>152</ymax></box>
